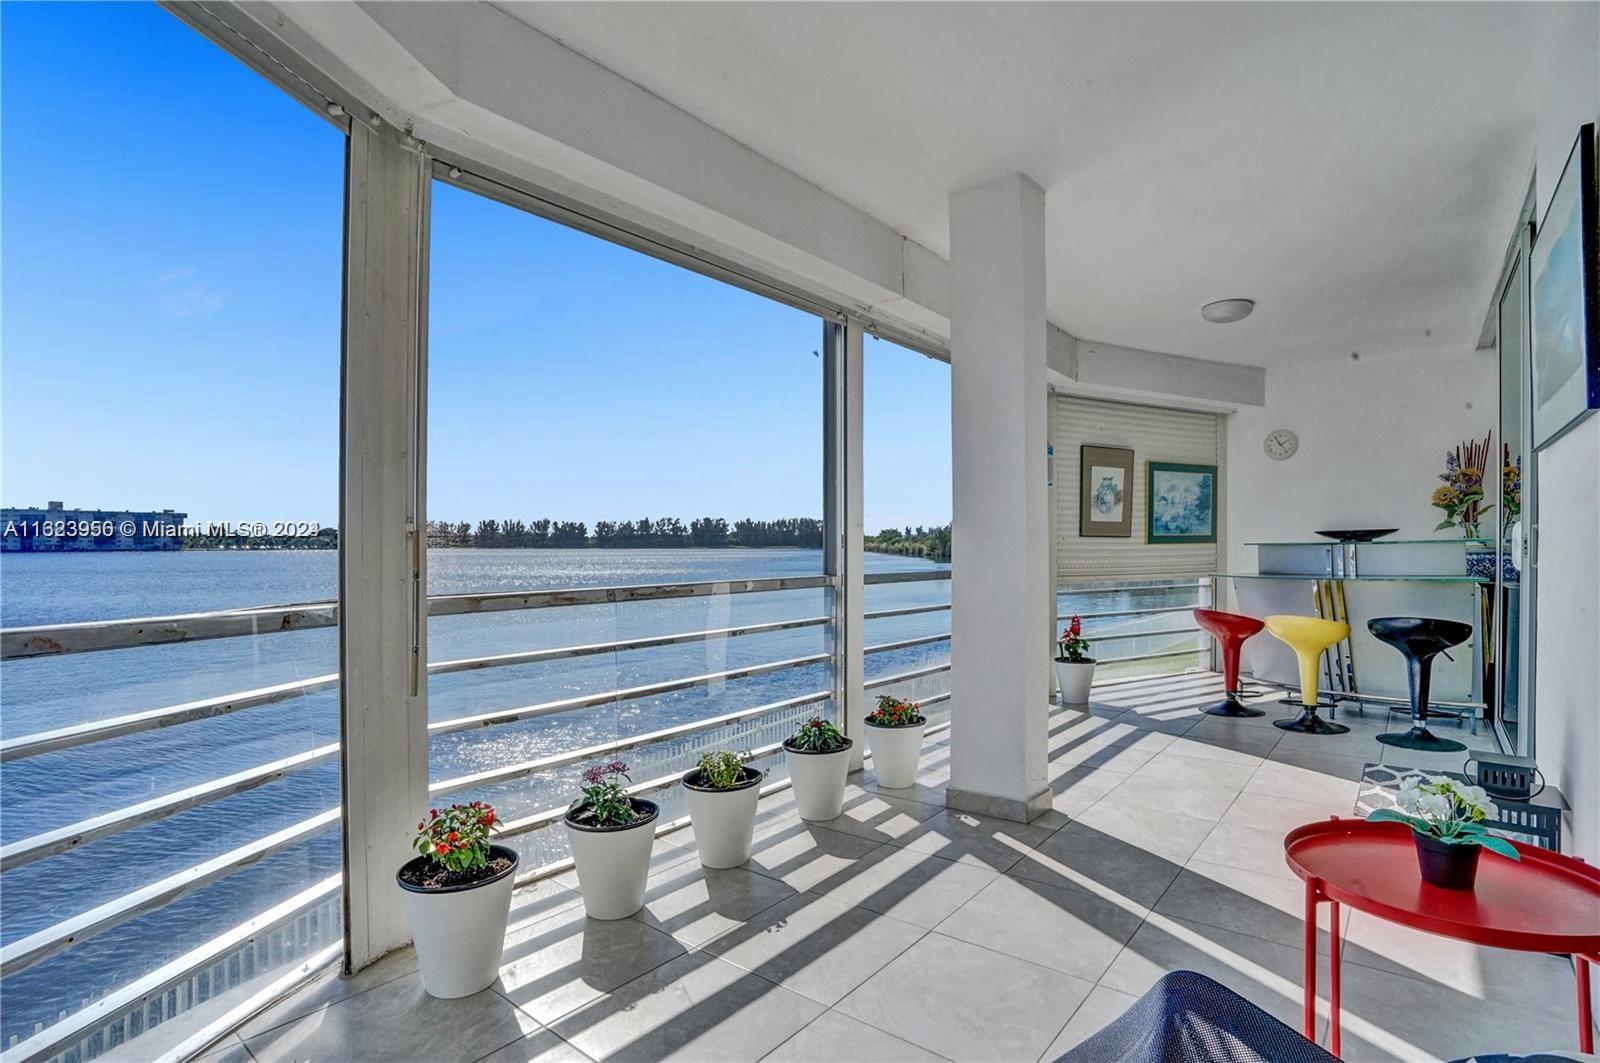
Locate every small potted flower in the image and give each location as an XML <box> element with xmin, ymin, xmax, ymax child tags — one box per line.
<box><xmin>565</xmin><ymin>760</ymin><xmax>659</xmax><ymax>919</ymax></box>
<box><xmin>1054</xmin><ymin>616</ymin><xmax>1095</xmax><ymax>704</ymax></box>
<box><xmin>783</xmin><ymin>716</ymin><xmax>852</xmax><ymax>821</ymax></box>
<box><xmin>864</xmin><ymin>694</ymin><xmax>926</xmax><ymax>789</ymax></box>
<box><xmin>1368</xmin><ymin>774</ymin><xmax>1520</xmax><ymax>890</ymax></box>
<box><xmin>682</xmin><ymin>749</ymin><xmax>763</xmax><ymax>868</ymax></box>
<box><xmin>396</xmin><ymin>801</ymin><xmax>517</xmax><ymax>998</ymax></box>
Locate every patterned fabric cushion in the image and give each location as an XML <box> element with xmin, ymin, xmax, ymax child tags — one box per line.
<box><xmin>1051</xmin><ymin>971</ymin><xmax>1338</xmax><ymax>1063</ymax></box>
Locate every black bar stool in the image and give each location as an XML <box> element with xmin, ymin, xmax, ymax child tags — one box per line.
<box><xmin>1367</xmin><ymin>617</ymin><xmax>1473</xmax><ymax>753</ymax></box>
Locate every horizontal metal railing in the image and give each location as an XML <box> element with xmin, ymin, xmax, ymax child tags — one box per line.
<box><xmin>0</xmin><ymin>575</ymin><xmax>835</xmax><ymax>660</ymax></box>
<box><xmin>862</xmin><ymin>569</ymin><xmax>949</xmax><ymax>585</ymax></box>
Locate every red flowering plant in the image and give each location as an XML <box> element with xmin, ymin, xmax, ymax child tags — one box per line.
<box><xmin>412</xmin><ymin>801</ymin><xmax>499</xmax><ymax>874</ymax></box>
<box><xmin>866</xmin><ymin>694</ymin><xmax>924</xmax><ymax>728</ymax></box>
<box><xmin>1056</xmin><ymin>616</ymin><xmax>1093</xmax><ymax>663</ymax></box>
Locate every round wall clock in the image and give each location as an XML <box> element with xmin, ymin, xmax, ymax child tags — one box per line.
<box><xmin>1264</xmin><ymin>428</ymin><xmax>1299</xmax><ymax>461</ymax></box>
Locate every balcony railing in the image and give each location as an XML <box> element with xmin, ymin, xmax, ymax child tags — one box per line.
<box><xmin>0</xmin><ymin>569</ymin><xmax>956</xmax><ymax>1062</ymax></box>
<box><xmin>0</xmin><ymin>567</ymin><xmax>1210</xmax><ymax>1062</ymax></box>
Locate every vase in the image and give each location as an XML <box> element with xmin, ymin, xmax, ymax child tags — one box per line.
<box><xmin>1054</xmin><ymin>659</ymin><xmax>1096</xmax><ymax>705</ymax></box>
<box><xmin>1412</xmin><ymin>831</ymin><xmax>1481</xmax><ymax>890</ymax></box>
<box><xmin>682</xmin><ymin>767</ymin><xmax>762</xmax><ymax>868</ymax></box>
<box><xmin>783</xmin><ymin>738</ymin><xmax>853</xmax><ymax>821</ymax></box>
<box><xmin>864</xmin><ymin>718</ymin><xmax>927</xmax><ymax>789</ymax></box>
<box><xmin>565</xmin><ymin>798</ymin><xmax>660</xmax><ymax>919</ymax></box>
<box><xmin>396</xmin><ymin>844</ymin><xmax>519</xmax><ymax>998</ymax></box>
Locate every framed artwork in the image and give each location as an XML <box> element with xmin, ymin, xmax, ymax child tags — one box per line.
<box><xmin>1079</xmin><ymin>445</ymin><xmax>1133</xmax><ymax>537</ymax></box>
<box><xmin>1146</xmin><ymin>461</ymin><xmax>1217</xmax><ymax>544</ymax></box>
<box><xmin>1531</xmin><ymin>122</ymin><xmax>1600</xmax><ymax>449</ymax></box>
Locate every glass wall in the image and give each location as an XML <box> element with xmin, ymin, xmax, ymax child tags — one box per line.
<box><xmin>862</xmin><ymin>337</ymin><xmax>953</xmax><ymax>723</ymax></box>
<box><xmin>0</xmin><ymin>6</ymin><xmax>343</xmax><ymax>1058</ymax></box>
<box><xmin>424</xmin><ymin>178</ymin><xmax>830</xmax><ymax>872</ymax></box>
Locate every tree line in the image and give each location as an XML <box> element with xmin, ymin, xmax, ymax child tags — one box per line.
<box><xmin>426</xmin><ymin>517</ymin><xmax>824</xmax><ymax>549</ymax></box>
<box><xmin>864</xmin><ymin>524</ymin><xmax>951</xmax><ymax>563</ymax></box>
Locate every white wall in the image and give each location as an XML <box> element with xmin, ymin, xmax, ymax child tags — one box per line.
<box><xmin>1225</xmin><ymin>347</ymin><xmax>1498</xmax><ymax>577</ymax></box>
<box><xmin>1527</xmin><ymin>1</ymin><xmax>1600</xmax><ymax>869</ymax></box>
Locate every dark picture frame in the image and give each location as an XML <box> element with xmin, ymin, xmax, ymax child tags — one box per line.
<box><xmin>1078</xmin><ymin>445</ymin><xmax>1134</xmax><ymax>537</ymax></box>
<box><xmin>1146</xmin><ymin>461</ymin><xmax>1217</xmax><ymax>544</ymax></box>
<box><xmin>1531</xmin><ymin>122</ymin><xmax>1600</xmax><ymax>450</ymax></box>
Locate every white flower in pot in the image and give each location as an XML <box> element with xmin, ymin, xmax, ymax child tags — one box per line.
<box><xmin>1368</xmin><ymin>773</ymin><xmax>1520</xmax><ymax>891</ymax></box>
<box><xmin>397</xmin><ymin>802</ymin><xmax>518</xmax><ymax>998</ymax></box>
<box><xmin>864</xmin><ymin>694</ymin><xmax>926</xmax><ymax>790</ymax></box>
<box><xmin>564</xmin><ymin>760</ymin><xmax>659</xmax><ymax>919</ymax></box>
<box><xmin>1054</xmin><ymin>616</ymin><xmax>1096</xmax><ymax>704</ymax></box>
<box><xmin>783</xmin><ymin>716</ymin><xmax>853</xmax><ymax>821</ymax></box>
<box><xmin>682</xmin><ymin>749</ymin><xmax>764</xmax><ymax>868</ymax></box>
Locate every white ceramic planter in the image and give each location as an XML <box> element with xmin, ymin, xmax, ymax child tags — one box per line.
<box><xmin>565</xmin><ymin>799</ymin><xmax>659</xmax><ymax>920</ymax></box>
<box><xmin>1055</xmin><ymin>659</ymin><xmax>1096</xmax><ymax>704</ymax></box>
<box><xmin>865</xmin><ymin>720</ymin><xmax>926</xmax><ymax>789</ymax></box>
<box><xmin>683</xmin><ymin>767</ymin><xmax>763</xmax><ymax>868</ymax></box>
<box><xmin>397</xmin><ymin>844</ymin><xmax>519</xmax><ymax>999</ymax></box>
<box><xmin>783</xmin><ymin>740</ymin><xmax>853</xmax><ymax>821</ymax></box>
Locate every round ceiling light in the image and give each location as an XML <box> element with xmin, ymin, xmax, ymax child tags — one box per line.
<box><xmin>1201</xmin><ymin>298</ymin><xmax>1255</xmax><ymax>324</ymax></box>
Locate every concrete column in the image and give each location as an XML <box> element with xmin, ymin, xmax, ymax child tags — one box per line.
<box><xmin>340</xmin><ymin>121</ymin><xmax>430</xmax><ymax>972</ymax></box>
<box><xmin>946</xmin><ymin>174</ymin><xmax>1051</xmax><ymax>823</ymax></box>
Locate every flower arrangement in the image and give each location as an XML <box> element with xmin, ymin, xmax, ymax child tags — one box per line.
<box><xmin>1056</xmin><ymin>616</ymin><xmax>1092</xmax><ymax>663</ymax></box>
<box><xmin>786</xmin><ymin>716</ymin><xmax>849</xmax><ymax>753</ymax></box>
<box><xmin>412</xmin><ymin>801</ymin><xmax>500</xmax><ymax>875</ymax></box>
<box><xmin>866</xmin><ymin>694</ymin><xmax>924</xmax><ymax>728</ymax></box>
<box><xmin>1368</xmin><ymin>775</ymin><xmax>1520</xmax><ymax>861</ymax></box>
<box><xmin>573</xmin><ymin>760</ymin><xmax>638</xmax><ymax>827</ymax></box>
<box><xmin>1430</xmin><ymin>432</ymin><xmax>1494</xmax><ymax>538</ymax></box>
<box><xmin>1502</xmin><ymin>443</ymin><xmax>1521</xmax><ymax>523</ymax></box>
<box><xmin>693</xmin><ymin>749</ymin><xmax>753</xmax><ymax>790</ymax></box>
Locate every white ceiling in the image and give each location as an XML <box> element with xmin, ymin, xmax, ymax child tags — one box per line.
<box><xmin>496</xmin><ymin>1</ymin><xmax>1557</xmax><ymax>366</ymax></box>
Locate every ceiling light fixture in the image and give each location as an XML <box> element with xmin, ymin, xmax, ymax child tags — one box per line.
<box><xmin>1201</xmin><ymin>298</ymin><xmax>1255</xmax><ymax>324</ymax></box>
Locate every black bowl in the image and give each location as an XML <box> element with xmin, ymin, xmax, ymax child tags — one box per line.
<box><xmin>1314</xmin><ymin>528</ymin><xmax>1399</xmax><ymax>543</ymax></box>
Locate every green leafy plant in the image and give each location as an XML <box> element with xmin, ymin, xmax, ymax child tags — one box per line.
<box><xmin>413</xmin><ymin>801</ymin><xmax>500</xmax><ymax>874</ymax></box>
<box><xmin>575</xmin><ymin>760</ymin><xmax>638</xmax><ymax>827</ymax></box>
<box><xmin>1367</xmin><ymin>774</ymin><xmax>1520</xmax><ymax>861</ymax></box>
<box><xmin>786</xmin><ymin>716</ymin><xmax>848</xmax><ymax>753</ymax></box>
<box><xmin>866</xmin><ymin>694</ymin><xmax>924</xmax><ymax>728</ymax></box>
<box><xmin>695</xmin><ymin>749</ymin><xmax>753</xmax><ymax>789</ymax></box>
<box><xmin>1056</xmin><ymin>615</ymin><xmax>1092</xmax><ymax>663</ymax></box>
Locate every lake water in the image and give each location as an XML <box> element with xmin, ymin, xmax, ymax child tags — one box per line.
<box><xmin>0</xmin><ymin>548</ymin><xmax>1197</xmax><ymax>1053</ymax></box>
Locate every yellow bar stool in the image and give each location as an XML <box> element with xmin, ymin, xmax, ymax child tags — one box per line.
<box><xmin>1262</xmin><ymin>614</ymin><xmax>1351</xmax><ymax>736</ymax></box>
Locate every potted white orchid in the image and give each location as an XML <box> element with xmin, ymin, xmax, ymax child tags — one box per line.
<box><xmin>1368</xmin><ymin>774</ymin><xmax>1520</xmax><ymax>890</ymax></box>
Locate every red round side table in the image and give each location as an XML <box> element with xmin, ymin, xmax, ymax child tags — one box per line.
<box><xmin>1284</xmin><ymin>817</ymin><xmax>1600</xmax><ymax>1059</ymax></box>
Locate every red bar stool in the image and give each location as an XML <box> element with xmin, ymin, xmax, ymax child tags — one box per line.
<box><xmin>1194</xmin><ymin>608</ymin><xmax>1267</xmax><ymax>717</ymax></box>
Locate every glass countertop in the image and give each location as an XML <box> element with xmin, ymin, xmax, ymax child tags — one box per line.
<box><xmin>1216</xmin><ymin>573</ymin><xmax>1491</xmax><ymax>584</ymax></box>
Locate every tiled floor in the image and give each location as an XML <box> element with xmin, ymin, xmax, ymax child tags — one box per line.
<box><xmin>214</xmin><ymin>675</ymin><xmax>1585</xmax><ymax>1063</ymax></box>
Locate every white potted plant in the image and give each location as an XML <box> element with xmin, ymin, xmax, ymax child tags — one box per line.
<box><xmin>564</xmin><ymin>760</ymin><xmax>659</xmax><ymax>919</ymax></box>
<box><xmin>397</xmin><ymin>801</ymin><xmax>517</xmax><ymax>998</ymax></box>
<box><xmin>783</xmin><ymin>716</ymin><xmax>853</xmax><ymax>821</ymax></box>
<box><xmin>1054</xmin><ymin>615</ymin><xmax>1095</xmax><ymax>704</ymax></box>
<box><xmin>682</xmin><ymin>749</ymin><xmax>763</xmax><ymax>868</ymax></box>
<box><xmin>863</xmin><ymin>694</ymin><xmax>926</xmax><ymax>789</ymax></box>
<box><xmin>1368</xmin><ymin>774</ymin><xmax>1520</xmax><ymax>890</ymax></box>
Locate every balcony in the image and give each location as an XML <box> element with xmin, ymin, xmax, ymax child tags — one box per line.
<box><xmin>199</xmin><ymin>675</ymin><xmax>1576</xmax><ymax>1063</ymax></box>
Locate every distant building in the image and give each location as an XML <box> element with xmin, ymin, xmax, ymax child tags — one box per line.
<box><xmin>1</xmin><ymin>502</ymin><xmax>187</xmax><ymax>552</ymax></box>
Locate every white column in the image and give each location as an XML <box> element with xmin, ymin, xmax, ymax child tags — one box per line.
<box><xmin>340</xmin><ymin>120</ymin><xmax>430</xmax><ymax>972</ymax></box>
<box><xmin>946</xmin><ymin>174</ymin><xmax>1051</xmax><ymax>822</ymax></box>
<box><xmin>824</xmin><ymin>319</ymin><xmax>866</xmax><ymax>769</ymax></box>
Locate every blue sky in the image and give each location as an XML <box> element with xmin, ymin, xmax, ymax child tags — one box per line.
<box><xmin>2</xmin><ymin>2</ymin><xmax>951</xmax><ymax>532</ymax></box>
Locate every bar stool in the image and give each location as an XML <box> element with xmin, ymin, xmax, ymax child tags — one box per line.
<box><xmin>1194</xmin><ymin>608</ymin><xmax>1266</xmax><ymax>717</ymax></box>
<box><xmin>1368</xmin><ymin>617</ymin><xmax>1473</xmax><ymax>753</ymax></box>
<box><xmin>1263</xmin><ymin>614</ymin><xmax>1351</xmax><ymax>735</ymax></box>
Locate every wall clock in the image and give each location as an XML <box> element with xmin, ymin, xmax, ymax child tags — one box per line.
<box><xmin>1264</xmin><ymin>428</ymin><xmax>1299</xmax><ymax>461</ymax></box>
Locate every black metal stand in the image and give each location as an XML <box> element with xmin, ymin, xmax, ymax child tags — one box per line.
<box><xmin>1204</xmin><ymin>697</ymin><xmax>1266</xmax><ymax>718</ymax></box>
<box><xmin>1273</xmin><ymin>698</ymin><xmax>1350</xmax><ymax>735</ymax></box>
